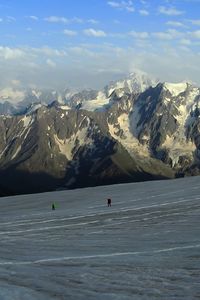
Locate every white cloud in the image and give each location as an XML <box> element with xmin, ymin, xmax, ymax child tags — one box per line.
<box><xmin>0</xmin><ymin>43</ymin><xmax>199</xmax><ymax>91</ymax></box>
<box><xmin>152</xmin><ymin>29</ymin><xmax>183</xmax><ymax>40</ymax></box>
<box><xmin>0</xmin><ymin>16</ymin><xmax>16</xmax><ymax>23</ymax></box>
<box><xmin>110</xmin><ymin>32</ymin><xmax>127</xmax><ymax>38</ymax></box>
<box><xmin>190</xmin><ymin>19</ymin><xmax>200</xmax><ymax>26</ymax></box>
<box><xmin>178</xmin><ymin>45</ymin><xmax>191</xmax><ymax>52</ymax></box>
<box><xmin>179</xmin><ymin>39</ymin><xmax>191</xmax><ymax>45</ymax></box>
<box><xmin>152</xmin><ymin>32</ymin><xmax>173</xmax><ymax>40</ymax></box>
<box><xmin>113</xmin><ymin>19</ymin><xmax>121</xmax><ymax>24</ymax></box>
<box><xmin>63</xmin><ymin>29</ymin><xmax>77</xmax><ymax>36</ymax></box>
<box><xmin>139</xmin><ymin>9</ymin><xmax>149</xmax><ymax>16</ymax></box>
<box><xmin>46</xmin><ymin>59</ymin><xmax>56</xmax><ymax>67</ymax></box>
<box><xmin>128</xmin><ymin>46</ymin><xmax>199</xmax><ymax>83</ymax></box>
<box><xmin>166</xmin><ymin>21</ymin><xmax>186</xmax><ymax>27</ymax></box>
<box><xmin>107</xmin><ymin>1</ymin><xmax>135</xmax><ymax>12</ymax></box>
<box><xmin>44</xmin><ymin>16</ymin><xmax>84</xmax><ymax>24</ymax></box>
<box><xmin>33</xmin><ymin>47</ymin><xmax>68</xmax><ymax>57</ymax></box>
<box><xmin>126</xmin><ymin>7</ymin><xmax>135</xmax><ymax>12</ymax></box>
<box><xmin>68</xmin><ymin>46</ymin><xmax>97</xmax><ymax>58</ymax></box>
<box><xmin>129</xmin><ymin>31</ymin><xmax>149</xmax><ymax>39</ymax></box>
<box><xmin>29</xmin><ymin>16</ymin><xmax>39</xmax><ymax>21</ymax></box>
<box><xmin>72</xmin><ymin>17</ymin><xmax>83</xmax><ymax>23</ymax></box>
<box><xmin>0</xmin><ymin>87</ymin><xmax>25</xmax><ymax>103</ymax></box>
<box><xmin>158</xmin><ymin>6</ymin><xmax>184</xmax><ymax>16</ymax></box>
<box><xmin>0</xmin><ymin>47</ymin><xmax>25</xmax><ymax>60</ymax></box>
<box><xmin>140</xmin><ymin>0</ymin><xmax>147</xmax><ymax>4</ymax></box>
<box><xmin>7</xmin><ymin>16</ymin><xmax>16</xmax><ymax>22</ymax></box>
<box><xmin>190</xmin><ymin>30</ymin><xmax>200</xmax><ymax>39</ymax></box>
<box><xmin>83</xmin><ymin>28</ymin><xmax>107</xmax><ymax>37</ymax></box>
<box><xmin>88</xmin><ymin>19</ymin><xmax>99</xmax><ymax>24</ymax></box>
<box><xmin>108</xmin><ymin>1</ymin><xmax>120</xmax><ymax>7</ymax></box>
<box><xmin>11</xmin><ymin>79</ymin><xmax>21</xmax><ymax>86</ymax></box>
<box><xmin>44</xmin><ymin>16</ymin><xmax>69</xmax><ymax>24</ymax></box>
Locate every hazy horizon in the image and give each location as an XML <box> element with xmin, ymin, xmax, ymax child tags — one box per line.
<box><xmin>0</xmin><ymin>0</ymin><xmax>200</xmax><ymax>90</ymax></box>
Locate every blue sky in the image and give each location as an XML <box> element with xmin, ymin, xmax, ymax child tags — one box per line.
<box><xmin>0</xmin><ymin>0</ymin><xmax>200</xmax><ymax>89</ymax></box>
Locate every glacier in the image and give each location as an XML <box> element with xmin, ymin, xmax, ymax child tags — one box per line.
<box><xmin>0</xmin><ymin>176</ymin><xmax>200</xmax><ymax>299</ymax></box>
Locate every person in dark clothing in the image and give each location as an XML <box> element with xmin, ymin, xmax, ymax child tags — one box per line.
<box><xmin>52</xmin><ymin>203</ymin><xmax>55</xmax><ymax>210</ymax></box>
<box><xmin>107</xmin><ymin>198</ymin><xmax>111</xmax><ymax>207</ymax></box>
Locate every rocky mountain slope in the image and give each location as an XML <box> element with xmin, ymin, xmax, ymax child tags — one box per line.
<box><xmin>0</xmin><ymin>73</ymin><xmax>200</xmax><ymax>195</ymax></box>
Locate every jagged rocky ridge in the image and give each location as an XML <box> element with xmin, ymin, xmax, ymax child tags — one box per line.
<box><xmin>0</xmin><ymin>74</ymin><xmax>200</xmax><ymax>195</ymax></box>
<box><xmin>0</xmin><ymin>71</ymin><xmax>158</xmax><ymax>115</ymax></box>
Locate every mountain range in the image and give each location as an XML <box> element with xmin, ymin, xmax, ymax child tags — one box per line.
<box><xmin>0</xmin><ymin>71</ymin><xmax>200</xmax><ymax>196</ymax></box>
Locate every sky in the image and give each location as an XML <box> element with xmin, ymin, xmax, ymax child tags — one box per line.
<box><xmin>0</xmin><ymin>0</ymin><xmax>200</xmax><ymax>90</ymax></box>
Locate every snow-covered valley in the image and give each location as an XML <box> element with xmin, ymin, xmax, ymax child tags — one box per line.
<box><xmin>0</xmin><ymin>177</ymin><xmax>200</xmax><ymax>299</ymax></box>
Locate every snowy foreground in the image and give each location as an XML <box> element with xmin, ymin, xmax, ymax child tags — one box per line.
<box><xmin>0</xmin><ymin>177</ymin><xmax>200</xmax><ymax>300</ymax></box>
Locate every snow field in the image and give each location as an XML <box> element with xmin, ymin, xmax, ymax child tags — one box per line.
<box><xmin>0</xmin><ymin>176</ymin><xmax>200</xmax><ymax>299</ymax></box>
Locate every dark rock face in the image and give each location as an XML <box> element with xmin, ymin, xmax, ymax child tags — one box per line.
<box><xmin>0</xmin><ymin>77</ymin><xmax>200</xmax><ymax>196</ymax></box>
<box><xmin>133</xmin><ymin>85</ymin><xmax>179</xmax><ymax>156</ymax></box>
<box><xmin>68</xmin><ymin>90</ymin><xmax>99</xmax><ymax>108</ymax></box>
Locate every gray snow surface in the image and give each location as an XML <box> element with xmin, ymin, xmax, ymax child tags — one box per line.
<box><xmin>0</xmin><ymin>177</ymin><xmax>200</xmax><ymax>300</ymax></box>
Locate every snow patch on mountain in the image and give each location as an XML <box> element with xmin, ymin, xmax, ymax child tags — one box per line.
<box><xmin>26</xmin><ymin>103</ymin><xmax>43</xmax><ymax>115</ymax></box>
<box><xmin>161</xmin><ymin>88</ymin><xmax>199</xmax><ymax>167</ymax></box>
<box><xmin>162</xmin><ymin>135</ymin><xmax>195</xmax><ymax>168</ymax></box>
<box><xmin>54</xmin><ymin>126</ymin><xmax>93</xmax><ymax>160</ymax></box>
<box><xmin>11</xmin><ymin>145</ymin><xmax>21</xmax><ymax>160</ymax></box>
<box><xmin>108</xmin><ymin>113</ymin><xmax>149</xmax><ymax>157</ymax></box>
<box><xmin>60</xmin><ymin>105</ymin><xmax>71</xmax><ymax>111</ymax></box>
<box><xmin>54</xmin><ymin>134</ymin><xmax>75</xmax><ymax>160</ymax></box>
<box><xmin>77</xmin><ymin>71</ymin><xmax>158</xmax><ymax>112</ymax></box>
<box><xmin>64</xmin><ymin>89</ymin><xmax>77</xmax><ymax>101</ymax></box>
<box><xmin>0</xmin><ymin>145</ymin><xmax>8</xmax><ymax>160</ymax></box>
<box><xmin>81</xmin><ymin>91</ymin><xmax>109</xmax><ymax>111</ymax></box>
<box><xmin>164</xmin><ymin>82</ymin><xmax>188</xmax><ymax>97</ymax></box>
<box><xmin>21</xmin><ymin>115</ymin><xmax>34</xmax><ymax>128</ymax></box>
<box><xmin>57</xmin><ymin>94</ymin><xmax>63</xmax><ymax>104</ymax></box>
<box><xmin>18</xmin><ymin>115</ymin><xmax>35</xmax><ymax>141</ymax></box>
<box><xmin>175</xmin><ymin>87</ymin><xmax>199</xmax><ymax>132</ymax></box>
<box><xmin>107</xmin><ymin>81</ymin><xmax>126</xmax><ymax>96</ymax></box>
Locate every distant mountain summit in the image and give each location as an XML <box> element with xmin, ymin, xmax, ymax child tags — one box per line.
<box><xmin>105</xmin><ymin>70</ymin><xmax>158</xmax><ymax>96</ymax></box>
<box><xmin>0</xmin><ymin>71</ymin><xmax>158</xmax><ymax>115</ymax></box>
<box><xmin>68</xmin><ymin>71</ymin><xmax>158</xmax><ymax>112</ymax></box>
<box><xmin>0</xmin><ymin>72</ymin><xmax>200</xmax><ymax>196</ymax></box>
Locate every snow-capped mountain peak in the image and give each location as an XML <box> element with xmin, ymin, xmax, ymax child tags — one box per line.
<box><xmin>25</xmin><ymin>103</ymin><xmax>45</xmax><ymax>115</ymax></box>
<box><xmin>105</xmin><ymin>71</ymin><xmax>158</xmax><ymax>97</ymax></box>
<box><xmin>163</xmin><ymin>82</ymin><xmax>188</xmax><ymax>97</ymax></box>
